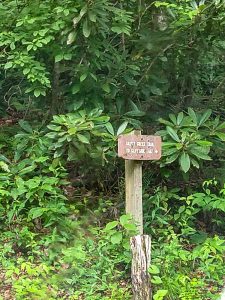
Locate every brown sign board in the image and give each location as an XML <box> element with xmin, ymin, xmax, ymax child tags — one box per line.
<box><xmin>118</xmin><ymin>134</ymin><xmax>161</xmax><ymax>160</ymax></box>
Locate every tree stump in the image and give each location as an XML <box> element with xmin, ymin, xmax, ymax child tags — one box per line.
<box><xmin>130</xmin><ymin>235</ymin><xmax>152</xmax><ymax>300</ymax></box>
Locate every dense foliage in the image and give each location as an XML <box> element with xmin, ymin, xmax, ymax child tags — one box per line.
<box><xmin>1</xmin><ymin>0</ymin><xmax>225</xmax><ymax>299</ymax></box>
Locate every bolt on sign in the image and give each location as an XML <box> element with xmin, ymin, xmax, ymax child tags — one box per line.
<box><xmin>118</xmin><ymin>134</ymin><xmax>162</xmax><ymax>160</ymax></box>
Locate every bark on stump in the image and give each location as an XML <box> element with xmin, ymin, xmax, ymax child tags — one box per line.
<box><xmin>130</xmin><ymin>235</ymin><xmax>151</xmax><ymax>300</ymax></box>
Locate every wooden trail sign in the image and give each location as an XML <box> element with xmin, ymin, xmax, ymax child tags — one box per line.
<box><xmin>118</xmin><ymin>134</ymin><xmax>161</xmax><ymax>161</ymax></box>
<box><xmin>118</xmin><ymin>130</ymin><xmax>161</xmax><ymax>300</ymax></box>
<box><xmin>118</xmin><ymin>131</ymin><xmax>161</xmax><ymax>233</ymax></box>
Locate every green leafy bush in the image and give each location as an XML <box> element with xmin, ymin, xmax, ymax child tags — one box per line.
<box><xmin>46</xmin><ymin>109</ymin><xmax>118</xmax><ymax>164</ymax></box>
<box><xmin>150</xmin><ymin>231</ymin><xmax>225</xmax><ymax>300</ymax></box>
<box><xmin>0</xmin><ymin>214</ymin><xmax>134</xmax><ymax>300</ymax></box>
<box><xmin>0</xmin><ymin>155</ymin><xmax>68</xmax><ymax>228</ymax></box>
<box><xmin>158</xmin><ymin>108</ymin><xmax>225</xmax><ymax>173</ymax></box>
<box><xmin>56</xmin><ymin>214</ymin><xmax>135</xmax><ymax>299</ymax></box>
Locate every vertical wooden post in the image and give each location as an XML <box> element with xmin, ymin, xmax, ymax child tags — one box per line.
<box><xmin>130</xmin><ymin>235</ymin><xmax>151</xmax><ymax>300</ymax></box>
<box><xmin>125</xmin><ymin>130</ymin><xmax>143</xmax><ymax>234</ymax></box>
<box><xmin>118</xmin><ymin>131</ymin><xmax>161</xmax><ymax>300</ymax></box>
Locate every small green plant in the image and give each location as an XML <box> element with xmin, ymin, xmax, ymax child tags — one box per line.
<box><xmin>0</xmin><ymin>152</ymin><xmax>68</xmax><ymax>229</ymax></box>
<box><xmin>49</xmin><ymin>214</ymin><xmax>135</xmax><ymax>299</ymax></box>
<box><xmin>150</xmin><ymin>232</ymin><xmax>224</xmax><ymax>300</ymax></box>
<box><xmin>5</xmin><ymin>259</ymin><xmax>57</xmax><ymax>300</ymax></box>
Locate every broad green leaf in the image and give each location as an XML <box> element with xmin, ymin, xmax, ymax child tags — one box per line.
<box><xmin>165</xmin><ymin>152</ymin><xmax>179</xmax><ymax>164</ymax></box>
<box><xmin>117</xmin><ymin>121</ymin><xmax>128</xmax><ymax>136</ymax></box>
<box><xmin>83</xmin><ymin>19</ymin><xmax>91</xmax><ymax>38</ymax></box>
<box><xmin>105</xmin><ymin>122</ymin><xmax>114</xmax><ymax>135</ymax></box>
<box><xmin>46</xmin><ymin>132</ymin><xmax>58</xmax><ymax>139</ymax></box>
<box><xmin>151</xmin><ymin>276</ymin><xmax>163</xmax><ymax>284</ymax></box>
<box><xmin>0</xmin><ymin>155</ymin><xmax>10</xmax><ymax>163</ymax></box>
<box><xmin>26</xmin><ymin>178</ymin><xmax>41</xmax><ymax>189</ymax></box>
<box><xmin>72</xmin><ymin>84</ymin><xmax>80</xmax><ymax>94</ymax></box>
<box><xmin>191</xmin><ymin>148</ymin><xmax>211</xmax><ymax>160</ymax></box>
<box><xmin>162</xmin><ymin>142</ymin><xmax>178</xmax><ymax>147</ymax></box>
<box><xmin>102</xmin><ymin>83</ymin><xmax>111</xmax><ymax>93</ymax></box>
<box><xmin>123</xmin><ymin>223</ymin><xmax>136</xmax><ymax>231</ymax></box>
<box><xmin>34</xmin><ymin>89</ymin><xmax>41</xmax><ymax>97</ymax></box>
<box><xmin>80</xmin><ymin>5</ymin><xmax>87</xmax><ymax>17</ymax></box>
<box><xmin>188</xmin><ymin>107</ymin><xmax>198</xmax><ymax>125</ymax></box>
<box><xmin>68</xmin><ymin>145</ymin><xmax>77</xmax><ymax>161</ymax></box>
<box><xmin>54</xmin><ymin>148</ymin><xmax>65</xmax><ymax>158</ymax></box>
<box><xmin>158</xmin><ymin>118</ymin><xmax>174</xmax><ymax>127</ymax></box>
<box><xmin>120</xmin><ymin>214</ymin><xmax>132</xmax><ymax>226</ymax></box>
<box><xmin>27</xmin><ymin>44</ymin><xmax>33</xmax><ymax>51</ymax></box>
<box><xmin>93</xmin><ymin>115</ymin><xmax>110</xmax><ymax>122</ymax></box>
<box><xmin>29</xmin><ymin>208</ymin><xmax>44</xmax><ymax>219</ymax></box>
<box><xmin>177</xmin><ymin>112</ymin><xmax>184</xmax><ymax>125</ymax></box>
<box><xmin>111</xmin><ymin>232</ymin><xmax>123</xmax><ymax>244</ymax></box>
<box><xmin>19</xmin><ymin>164</ymin><xmax>37</xmax><ymax>175</ymax></box>
<box><xmin>195</xmin><ymin>140</ymin><xmax>212</xmax><ymax>147</ymax></box>
<box><xmin>153</xmin><ymin>290</ymin><xmax>168</xmax><ymax>300</ymax></box>
<box><xmin>129</xmin><ymin>100</ymin><xmax>139</xmax><ymax>111</ymax></box>
<box><xmin>18</xmin><ymin>120</ymin><xmax>33</xmax><ymax>133</ymax></box>
<box><xmin>125</xmin><ymin>110</ymin><xmax>145</xmax><ymax>117</ymax></box>
<box><xmin>88</xmin><ymin>11</ymin><xmax>96</xmax><ymax>22</ymax></box>
<box><xmin>63</xmin><ymin>9</ymin><xmax>70</xmax><ymax>16</ymax></box>
<box><xmin>217</xmin><ymin>121</ymin><xmax>225</xmax><ymax>130</ymax></box>
<box><xmin>80</xmin><ymin>73</ymin><xmax>88</xmax><ymax>82</ymax></box>
<box><xmin>162</xmin><ymin>147</ymin><xmax>178</xmax><ymax>156</ymax></box>
<box><xmin>73</xmin><ymin>15</ymin><xmax>82</xmax><ymax>26</ymax></box>
<box><xmin>73</xmin><ymin>99</ymin><xmax>84</xmax><ymax>111</ymax></box>
<box><xmin>150</xmin><ymin>86</ymin><xmax>162</xmax><ymax>95</ymax></box>
<box><xmin>77</xmin><ymin>133</ymin><xmax>90</xmax><ymax>144</ymax></box>
<box><xmin>166</xmin><ymin>126</ymin><xmax>180</xmax><ymax>142</ymax></box>
<box><xmin>199</xmin><ymin>109</ymin><xmax>212</xmax><ymax>126</ymax></box>
<box><xmin>34</xmin><ymin>157</ymin><xmax>48</xmax><ymax>163</ymax></box>
<box><xmin>55</xmin><ymin>54</ymin><xmax>63</xmax><ymax>62</ymax></box>
<box><xmin>180</xmin><ymin>152</ymin><xmax>190</xmax><ymax>173</ymax></box>
<box><xmin>23</xmin><ymin>68</ymin><xmax>30</xmax><ymax>75</ymax></box>
<box><xmin>215</xmin><ymin>132</ymin><xmax>225</xmax><ymax>141</ymax></box>
<box><xmin>16</xmin><ymin>20</ymin><xmax>23</xmax><ymax>27</ymax></box>
<box><xmin>4</xmin><ymin>61</ymin><xmax>13</xmax><ymax>69</ymax></box>
<box><xmin>10</xmin><ymin>42</ymin><xmax>15</xmax><ymax>50</ymax></box>
<box><xmin>191</xmin><ymin>158</ymin><xmax>199</xmax><ymax>168</ymax></box>
<box><xmin>169</xmin><ymin>114</ymin><xmax>177</xmax><ymax>124</ymax></box>
<box><xmin>64</xmin><ymin>53</ymin><xmax>72</xmax><ymax>60</ymax></box>
<box><xmin>90</xmin><ymin>73</ymin><xmax>97</xmax><ymax>81</ymax></box>
<box><xmin>47</xmin><ymin>124</ymin><xmax>61</xmax><ymax>131</ymax></box>
<box><xmin>149</xmin><ymin>265</ymin><xmax>160</xmax><ymax>275</ymax></box>
<box><xmin>105</xmin><ymin>221</ymin><xmax>119</xmax><ymax>231</ymax></box>
<box><xmin>124</xmin><ymin>75</ymin><xmax>137</xmax><ymax>86</ymax></box>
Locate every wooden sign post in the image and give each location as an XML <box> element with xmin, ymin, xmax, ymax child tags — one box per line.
<box><xmin>118</xmin><ymin>130</ymin><xmax>161</xmax><ymax>233</ymax></box>
<box><xmin>118</xmin><ymin>130</ymin><xmax>162</xmax><ymax>300</ymax></box>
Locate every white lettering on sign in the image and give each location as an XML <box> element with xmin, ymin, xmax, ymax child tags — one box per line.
<box><xmin>125</xmin><ymin>141</ymin><xmax>155</xmax><ymax>154</ymax></box>
<box><xmin>129</xmin><ymin>148</ymin><xmax>146</xmax><ymax>154</ymax></box>
<box><xmin>147</xmin><ymin>142</ymin><xmax>154</xmax><ymax>147</ymax></box>
<box><xmin>124</xmin><ymin>140</ymin><xmax>156</xmax><ymax>156</ymax></box>
<box><xmin>137</xmin><ymin>142</ymin><xmax>146</xmax><ymax>147</ymax></box>
<box><xmin>125</xmin><ymin>141</ymin><xmax>155</xmax><ymax>147</ymax></box>
<box><xmin>126</xmin><ymin>141</ymin><xmax>136</xmax><ymax>146</ymax></box>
